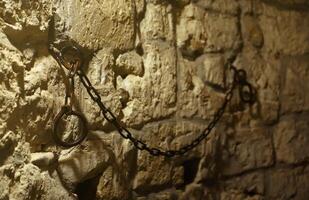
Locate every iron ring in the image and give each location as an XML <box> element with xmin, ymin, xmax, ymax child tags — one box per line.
<box><xmin>53</xmin><ymin>106</ymin><xmax>88</xmax><ymax>147</ymax></box>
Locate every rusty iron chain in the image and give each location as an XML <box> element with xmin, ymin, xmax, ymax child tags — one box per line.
<box><xmin>50</xmin><ymin>45</ymin><xmax>256</xmax><ymax>157</ymax></box>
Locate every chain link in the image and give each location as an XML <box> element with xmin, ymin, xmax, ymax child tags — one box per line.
<box><xmin>50</xmin><ymin>44</ymin><xmax>256</xmax><ymax>158</ymax></box>
<box><xmin>76</xmin><ymin>67</ymin><xmax>240</xmax><ymax>157</ymax></box>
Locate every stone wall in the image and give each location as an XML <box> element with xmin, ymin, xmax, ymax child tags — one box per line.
<box><xmin>0</xmin><ymin>0</ymin><xmax>309</xmax><ymax>199</ymax></box>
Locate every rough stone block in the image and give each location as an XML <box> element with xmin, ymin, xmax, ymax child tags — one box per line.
<box><xmin>274</xmin><ymin>116</ymin><xmax>309</xmax><ymax>164</ymax></box>
<box><xmin>280</xmin><ymin>55</ymin><xmax>309</xmax><ymax>114</ymax></box>
<box><xmin>140</xmin><ymin>3</ymin><xmax>174</xmax><ymax>43</ymax></box>
<box><xmin>267</xmin><ymin>166</ymin><xmax>309</xmax><ymax>200</ymax></box>
<box><xmin>221</xmin><ymin>128</ymin><xmax>274</xmax><ymax>176</ymax></box>
<box><xmin>116</xmin><ymin>51</ymin><xmax>144</xmax><ymax>77</ymax></box>
<box><xmin>259</xmin><ymin>5</ymin><xmax>309</xmax><ymax>55</ymax></box>
<box><xmin>56</xmin><ymin>0</ymin><xmax>135</xmax><ymax>51</ymax></box>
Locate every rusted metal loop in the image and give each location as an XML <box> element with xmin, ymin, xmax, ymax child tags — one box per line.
<box><xmin>60</xmin><ymin>45</ymin><xmax>84</xmax><ymax>72</ymax></box>
<box><xmin>235</xmin><ymin>69</ymin><xmax>247</xmax><ymax>84</ymax></box>
<box><xmin>239</xmin><ymin>82</ymin><xmax>256</xmax><ymax>104</ymax></box>
<box><xmin>53</xmin><ymin>106</ymin><xmax>88</xmax><ymax>147</ymax></box>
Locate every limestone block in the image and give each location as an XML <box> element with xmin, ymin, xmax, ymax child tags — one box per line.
<box><xmin>177</xmin><ymin>3</ymin><xmax>206</xmax><ymax>58</ymax></box>
<box><xmin>280</xmin><ymin>55</ymin><xmax>309</xmax><ymax>114</ymax></box>
<box><xmin>221</xmin><ymin>128</ymin><xmax>274</xmax><ymax>176</ymax></box>
<box><xmin>9</xmin><ymin>164</ymin><xmax>74</xmax><ymax>200</ymax></box>
<box><xmin>116</xmin><ymin>51</ymin><xmax>144</xmax><ymax>77</ymax></box>
<box><xmin>203</xmin><ymin>12</ymin><xmax>241</xmax><ymax>53</ymax></box>
<box><xmin>177</xmin><ymin>55</ymin><xmax>227</xmax><ymax>120</ymax></box>
<box><xmin>96</xmin><ymin>166</ymin><xmax>131</xmax><ymax>200</ymax></box>
<box><xmin>56</xmin><ymin>0</ymin><xmax>135</xmax><ymax>51</ymax></box>
<box><xmin>140</xmin><ymin>3</ymin><xmax>174</xmax><ymax>43</ymax></box>
<box><xmin>30</xmin><ymin>152</ymin><xmax>55</xmax><ymax>167</ymax></box>
<box><xmin>242</xmin><ymin>15</ymin><xmax>264</xmax><ymax>48</ymax></box>
<box><xmin>9</xmin><ymin>164</ymin><xmax>43</xmax><ymax>200</ymax></box>
<box><xmin>40</xmin><ymin>171</ymin><xmax>77</xmax><ymax>200</ymax></box>
<box><xmin>267</xmin><ymin>166</ymin><xmax>309</xmax><ymax>200</ymax></box>
<box><xmin>120</xmin><ymin>41</ymin><xmax>177</xmax><ymax>126</ymax></box>
<box><xmin>57</xmin><ymin>132</ymin><xmax>113</xmax><ymax>189</ymax></box>
<box><xmin>81</xmin><ymin>48</ymin><xmax>123</xmax><ymax>129</ymax></box>
<box><xmin>142</xmin><ymin>189</ymin><xmax>181</xmax><ymax>200</ymax></box>
<box><xmin>274</xmin><ymin>117</ymin><xmax>309</xmax><ymax>164</ymax></box>
<box><xmin>220</xmin><ymin>190</ymin><xmax>264</xmax><ymax>200</ymax></box>
<box><xmin>132</xmin><ymin>120</ymin><xmax>219</xmax><ymax>193</ymax></box>
<box><xmin>0</xmin><ymin>0</ymin><xmax>53</xmax><ymax>45</ymax></box>
<box><xmin>132</xmin><ymin>122</ymin><xmax>186</xmax><ymax>192</ymax></box>
<box><xmin>194</xmin><ymin>0</ymin><xmax>239</xmax><ymax>15</ymax></box>
<box><xmin>196</xmin><ymin>54</ymin><xmax>226</xmax><ymax>88</ymax></box>
<box><xmin>179</xmin><ymin>184</ymin><xmax>206</xmax><ymax>200</ymax></box>
<box><xmin>96</xmin><ymin>131</ymin><xmax>137</xmax><ymax>199</ymax></box>
<box><xmin>224</xmin><ymin>172</ymin><xmax>265</xmax><ymax>196</ymax></box>
<box><xmin>259</xmin><ymin>5</ymin><xmax>309</xmax><ymax>55</ymax></box>
<box><xmin>23</xmin><ymin>56</ymin><xmax>65</xmax><ymax>144</ymax></box>
<box><xmin>177</xmin><ymin>3</ymin><xmax>240</xmax><ymax>55</ymax></box>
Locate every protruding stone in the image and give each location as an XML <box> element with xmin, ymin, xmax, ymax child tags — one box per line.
<box><xmin>116</xmin><ymin>51</ymin><xmax>144</xmax><ymax>77</ymax></box>
<box><xmin>140</xmin><ymin>3</ymin><xmax>174</xmax><ymax>42</ymax></box>
<box><xmin>242</xmin><ymin>15</ymin><xmax>264</xmax><ymax>48</ymax></box>
<box><xmin>177</xmin><ymin>3</ymin><xmax>206</xmax><ymax>58</ymax></box>
<box><xmin>196</xmin><ymin>54</ymin><xmax>226</xmax><ymax>88</ymax></box>
<box><xmin>120</xmin><ymin>41</ymin><xmax>177</xmax><ymax>127</ymax></box>
<box><xmin>57</xmin><ymin>132</ymin><xmax>113</xmax><ymax>189</ymax></box>
<box><xmin>30</xmin><ymin>152</ymin><xmax>55</xmax><ymax>167</ymax></box>
<box><xmin>56</xmin><ymin>0</ymin><xmax>135</xmax><ymax>51</ymax></box>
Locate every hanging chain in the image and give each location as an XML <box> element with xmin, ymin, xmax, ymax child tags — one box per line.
<box><xmin>50</xmin><ymin>44</ymin><xmax>256</xmax><ymax>157</ymax></box>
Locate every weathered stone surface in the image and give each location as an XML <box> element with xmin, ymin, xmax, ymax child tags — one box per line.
<box><xmin>221</xmin><ymin>128</ymin><xmax>274</xmax><ymax>175</ymax></box>
<box><xmin>177</xmin><ymin>54</ymin><xmax>227</xmax><ymax>120</ymax></box>
<box><xmin>3</xmin><ymin>164</ymin><xmax>75</xmax><ymax>200</ymax></box>
<box><xmin>242</xmin><ymin>15</ymin><xmax>264</xmax><ymax>48</ymax></box>
<box><xmin>1</xmin><ymin>0</ymin><xmax>309</xmax><ymax>199</ymax></box>
<box><xmin>120</xmin><ymin>41</ymin><xmax>177</xmax><ymax>127</ymax></box>
<box><xmin>96</xmin><ymin>166</ymin><xmax>131</xmax><ymax>200</ymax></box>
<box><xmin>140</xmin><ymin>3</ymin><xmax>174</xmax><ymax>43</ymax></box>
<box><xmin>274</xmin><ymin>116</ymin><xmax>309</xmax><ymax>164</ymax></box>
<box><xmin>220</xmin><ymin>190</ymin><xmax>264</xmax><ymax>200</ymax></box>
<box><xmin>280</xmin><ymin>55</ymin><xmax>309</xmax><ymax>114</ymax></box>
<box><xmin>0</xmin><ymin>0</ymin><xmax>53</xmax><ymax>45</ymax></box>
<box><xmin>133</xmin><ymin>123</ymin><xmax>185</xmax><ymax>193</ymax></box>
<box><xmin>258</xmin><ymin>4</ymin><xmax>309</xmax><ymax>55</ymax></box>
<box><xmin>116</xmin><ymin>50</ymin><xmax>144</xmax><ymax>77</ymax></box>
<box><xmin>233</xmin><ymin>49</ymin><xmax>281</xmax><ymax>125</ymax></box>
<box><xmin>196</xmin><ymin>54</ymin><xmax>226</xmax><ymax>88</ymax></box>
<box><xmin>56</xmin><ymin>0</ymin><xmax>135</xmax><ymax>51</ymax></box>
<box><xmin>224</xmin><ymin>172</ymin><xmax>265</xmax><ymax>196</ymax></box>
<box><xmin>177</xmin><ymin>2</ymin><xmax>241</xmax><ymax>55</ymax></box>
<box><xmin>194</xmin><ymin>0</ymin><xmax>239</xmax><ymax>15</ymax></box>
<box><xmin>177</xmin><ymin>3</ymin><xmax>206</xmax><ymax>58</ymax></box>
<box><xmin>267</xmin><ymin>166</ymin><xmax>309</xmax><ymax>200</ymax></box>
<box><xmin>79</xmin><ymin>48</ymin><xmax>124</xmax><ymax>130</ymax></box>
<box><xmin>203</xmin><ymin>12</ymin><xmax>241</xmax><ymax>53</ymax></box>
<box><xmin>30</xmin><ymin>152</ymin><xmax>55</xmax><ymax>167</ymax></box>
<box><xmin>57</xmin><ymin>131</ymin><xmax>112</xmax><ymax>189</ymax></box>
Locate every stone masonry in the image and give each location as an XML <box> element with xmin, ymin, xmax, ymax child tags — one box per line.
<box><xmin>0</xmin><ymin>0</ymin><xmax>309</xmax><ymax>199</ymax></box>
